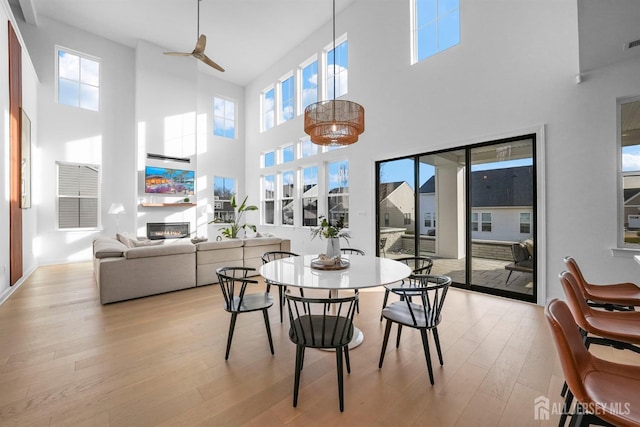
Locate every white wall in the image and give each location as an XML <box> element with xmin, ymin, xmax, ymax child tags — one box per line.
<box><xmin>0</xmin><ymin>1</ymin><xmax>39</xmax><ymax>300</ymax></box>
<box><xmin>134</xmin><ymin>40</ymin><xmax>246</xmax><ymax>240</ymax></box>
<box><xmin>244</xmin><ymin>0</ymin><xmax>640</xmax><ymax>304</ymax></box>
<box><xmin>17</xmin><ymin>16</ymin><xmax>136</xmax><ymax>265</ymax></box>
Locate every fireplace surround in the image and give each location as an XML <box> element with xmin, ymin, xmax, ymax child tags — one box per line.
<box><xmin>147</xmin><ymin>222</ymin><xmax>190</xmax><ymax>240</ymax></box>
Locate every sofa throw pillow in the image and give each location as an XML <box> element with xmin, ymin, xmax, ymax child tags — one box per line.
<box><xmin>130</xmin><ymin>239</ymin><xmax>163</xmax><ymax>248</ymax></box>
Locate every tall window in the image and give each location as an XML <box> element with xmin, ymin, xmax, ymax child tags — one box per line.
<box><xmin>56</xmin><ymin>47</ymin><xmax>100</xmax><ymax>111</ymax></box>
<box><xmin>213</xmin><ymin>97</ymin><xmax>235</xmax><ymax>138</ymax></box>
<box><xmin>57</xmin><ymin>162</ymin><xmax>99</xmax><ymax>229</ymax></box>
<box><xmin>481</xmin><ymin>212</ymin><xmax>492</xmax><ymax>232</ymax></box>
<box><xmin>520</xmin><ymin>212</ymin><xmax>531</xmax><ymax>234</ymax></box>
<box><xmin>404</xmin><ymin>213</ymin><xmax>412</xmax><ymax>225</ymax></box>
<box><xmin>327</xmin><ymin>160</ymin><xmax>349</xmax><ymax>226</ymax></box>
<box><xmin>213</xmin><ymin>177</ymin><xmax>236</xmax><ymax>222</ymax></box>
<box><xmin>302</xmin><ymin>166</ymin><xmax>318</xmax><ymax>226</ymax></box>
<box><xmin>327</xmin><ymin>39</ymin><xmax>348</xmax><ymax>99</ymax></box>
<box><xmin>300</xmin><ymin>57</ymin><xmax>318</xmax><ymax>113</ymax></box>
<box><xmin>263</xmin><ymin>175</ymin><xmax>275</xmax><ymax>224</ymax></box>
<box><xmin>620</xmin><ymin>98</ymin><xmax>640</xmax><ymax>247</ymax></box>
<box><xmin>280</xmin><ymin>74</ymin><xmax>294</xmax><ymax>123</ymax></box>
<box><xmin>281</xmin><ymin>171</ymin><xmax>294</xmax><ymax>225</ymax></box>
<box><xmin>412</xmin><ymin>0</ymin><xmax>460</xmax><ymax>63</ymax></box>
<box><xmin>262</xmin><ymin>87</ymin><xmax>275</xmax><ymax>131</ymax></box>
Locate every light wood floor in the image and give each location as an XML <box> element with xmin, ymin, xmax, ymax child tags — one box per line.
<box><xmin>1</xmin><ymin>263</ymin><xmax>639</xmax><ymax>426</ymax></box>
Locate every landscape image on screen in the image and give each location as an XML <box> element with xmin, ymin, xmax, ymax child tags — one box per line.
<box><xmin>145</xmin><ymin>166</ymin><xmax>195</xmax><ymax>195</ymax></box>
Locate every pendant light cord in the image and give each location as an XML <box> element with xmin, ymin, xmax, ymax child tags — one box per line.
<box><xmin>197</xmin><ymin>0</ymin><xmax>200</xmax><ymax>38</ymax></box>
<box><xmin>332</xmin><ymin>0</ymin><xmax>336</xmax><ymax>103</ymax></box>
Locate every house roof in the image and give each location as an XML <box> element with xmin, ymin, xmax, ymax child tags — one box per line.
<box><xmin>471</xmin><ymin>166</ymin><xmax>533</xmax><ymax>207</ymax></box>
<box><xmin>379</xmin><ymin>182</ymin><xmax>404</xmax><ymax>201</ymax></box>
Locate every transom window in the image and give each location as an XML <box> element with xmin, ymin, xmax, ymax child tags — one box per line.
<box><xmin>262</xmin><ymin>87</ymin><xmax>275</xmax><ymax>131</ymax></box>
<box><xmin>213</xmin><ymin>97</ymin><xmax>236</xmax><ymax>139</ymax></box>
<box><xmin>412</xmin><ymin>0</ymin><xmax>460</xmax><ymax>63</ymax></box>
<box><xmin>56</xmin><ymin>47</ymin><xmax>100</xmax><ymax>111</ymax></box>
<box><xmin>264</xmin><ymin>151</ymin><xmax>275</xmax><ymax>168</ymax></box>
<box><xmin>281</xmin><ymin>145</ymin><xmax>295</xmax><ymax>163</ymax></box>
<box><xmin>326</xmin><ymin>38</ymin><xmax>348</xmax><ymax>99</ymax></box>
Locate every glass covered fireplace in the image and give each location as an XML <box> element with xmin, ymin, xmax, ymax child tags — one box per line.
<box><xmin>146</xmin><ymin>222</ymin><xmax>190</xmax><ymax>240</ymax></box>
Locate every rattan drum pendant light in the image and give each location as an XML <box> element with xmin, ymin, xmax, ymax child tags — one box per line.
<box><xmin>304</xmin><ymin>0</ymin><xmax>364</xmax><ymax>146</ymax></box>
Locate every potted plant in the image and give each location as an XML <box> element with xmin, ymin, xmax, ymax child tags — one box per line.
<box><xmin>209</xmin><ymin>195</ymin><xmax>258</xmax><ymax>238</ymax></box>
<box><xmin>310</xmin><ymin>215</ymin><xmax>350</xmax><ymax>258</ymax></box>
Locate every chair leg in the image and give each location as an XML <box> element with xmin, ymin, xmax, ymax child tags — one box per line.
<box><xmin>355</xmin><ymin>290</ymin><xmax>359</xmax><ymax>314</ymax></box>
<box><xmin>379</xmin><ymin>319</ymin><xmax>393</xmax><ymax>368</ymax></box>
<box><xmin>380</xmin><ymin>289</ymin><xmax>390</xmax><ymax>321</ymax></box>
<box><xmin>293</xmin><ymin>345</ymin><xmax>303</xmax><ymax>407</ymax></box>
<box><xmin>278</xmin><ymin>285</ymin><xmax>284</xmax><ymax>323</ymax></box>
<box><xmin>505</xmin><ymin>271</ymin><xmax>513</xmax><ymax>285</ymax></box>
<box><xmin>432</xmin><ymin>327</ymin><xmax>444</xmax><ymax>365</ymax></box>
<box><xmin>262</xmin><ymin>309</ymin><xmax>274</xmax><ymax>355</ymax></box>
<box><xmin>225</xmin><ymin>313</ymin><xmax>238</xmax><ymax>360</ymax></box>
<box><xmin>396</xmin><ymin>325</ymin><xmax>403</xmax><ymax>348</ymax></box>
<box><xmin>300</xmin><ymin>347</ymin><xmax>305</xmax><ymax>371</ymax></box>
<box><xmin>420</xmin><ymin>329</ymin><xmax>435</xmax><ymax>385</ymax></box>
<box><xmin>336</xmin><ymin>347</ymin><xmax>345</xmax><ymax>412</ymax></box>
<box><xmin>344</xmin><ymin>346</ymin><xmax>351</xmax><ymax>374</ymax></box>
<box><xmin>560</xmin><ymin>388</ymin><xmax>574</xmax><ymax>427</ymax></box>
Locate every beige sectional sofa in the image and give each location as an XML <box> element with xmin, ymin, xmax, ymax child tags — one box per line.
<box><xmin>93</xmin><ymin>235</ymin><xmax>291</xmax><ymax>304</ymax></box>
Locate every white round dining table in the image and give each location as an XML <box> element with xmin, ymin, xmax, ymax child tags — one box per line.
<box><xmin>259</xmin><ymin>254</ymin><xmax>412</xmax><ymax>348</ymax></box>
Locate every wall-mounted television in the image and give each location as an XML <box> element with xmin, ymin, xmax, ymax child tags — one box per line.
<box><xmin>145</xmin><ymin>166</ymin><xmax>195</xmax><ymax>195</ymax></box>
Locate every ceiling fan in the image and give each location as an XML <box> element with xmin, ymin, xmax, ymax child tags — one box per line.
<box><xmin>163</xmin><ymin>0</ymin><xmax>225</xmax><ymax>72</ymax></box>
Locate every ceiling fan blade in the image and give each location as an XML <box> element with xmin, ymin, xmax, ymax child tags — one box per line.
<box><xmin>200</xmin><ymin>53</ymin><xmax>225</xmax><ymax>72</ymax></box>
<box><xmin>194</xmin><ymin>34</ymin><xmax>206</xmax><ymax>54</ymax></box>
<box><xmin>163</xmin><ymin>52</ymin><xmax>192</xmax><ymax>56</ymax></box>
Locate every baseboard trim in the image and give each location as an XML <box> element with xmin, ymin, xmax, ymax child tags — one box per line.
<box><xmin>0</xmin><ymin>264</ymin><xmax>38</xmax><ymax>306</ymax></box>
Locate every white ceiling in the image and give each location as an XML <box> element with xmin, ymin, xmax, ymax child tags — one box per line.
<box><xmin>10</xmin><ymin>0</ymin><xmax>640</xmax><ymax>87</ymax></box>
<box><xmin>16</xmin><ymin>0</ymin><xmax>357</xmax><ymax>86</ymax></box>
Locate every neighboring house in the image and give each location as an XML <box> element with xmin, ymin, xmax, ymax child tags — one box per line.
<box><xmin>418</xmin><ymin>166</ymin><xmax>534</xmax><ymax>242</ymax></box>
<box><xmin>624</xmin><ymin>188</ymin><xmax>640</xmax><ymax>228</ymax></box>
<box><xmin>379</xmin><ymin>181</ymin><xmax>414</xmax><ymax>229</ymax></box>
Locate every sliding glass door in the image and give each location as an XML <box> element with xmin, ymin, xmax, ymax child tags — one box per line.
<box><xmin>376</xmin><ymin>135</ymin><xmax>536</xmax><ymax>303</ymax></box>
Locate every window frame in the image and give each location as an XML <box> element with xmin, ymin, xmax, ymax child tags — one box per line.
<box><xmin>298</xmin><ymin>55</ymin><xmax>319</xmax><ymax>115</ymax></box>
<box><xmin>55</xmin><ymin>45</ymin><xmax>101</xmax><ymax>111</ymax></box>
<box><xmin>262</xmin><ymin>174</ymin><xmax>276</xmax><ymax>225</ymax></box>
<box><xmin>519</xmin><ymin>212</ymin><xmax>531</xmax><ymax>234</ymax></box>
<box><xmin>56</xmin><ymin>161</ymin><xmax>101</xmax><ymax>230</ymax></box>
<box><xmin>301</xmin><ymin>165</ymin><xmax>319</xmax><ymax>227</ymax></box>
<box><xmin>278</xmin><ymin>72</ymin><xmax>295</xmax><ymax>124</ymax></box>
<box><xmin>261</xmin><ymin>85</ymin><xmax>275</xmax><ymax>132</ymax></box>
<box><xmin>327</xmin><ymin>159</ymin><xmax>350</xmax><ymax>227</ymax></box>
<box><xmin>618</xmin><ymin>95</ymin><xmax>640</xmax><ymax>248</ymax></box>
<box><xmin>213</xmin><ymin>176</ymin><xmax>236</xmax><ymax>223</ymax></box>
<box><xmin>213</xmin><ymin>96</ymin><xmax>236</xmax><ymax>139</ymax></box>
<box><xmin>324</xmin><ymin>34</ymin><xmax>349</xmax><ymax>100</ymax></box>
<box><xmin>411</xmin><ymin>0</ymin><xmax>460</xmax><ymax>64</ymax></box>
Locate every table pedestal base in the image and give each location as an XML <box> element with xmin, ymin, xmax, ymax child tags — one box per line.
<box><xmin>319</xmin><ymin>326</ymin><xmax>364</xmax><ymax>351</ymax></box>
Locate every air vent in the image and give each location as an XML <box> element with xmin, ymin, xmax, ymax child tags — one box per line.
<box><xmin>626</xmin><ymin>39</ymin><xmax>640</xmax><ymax>50</ymax></box>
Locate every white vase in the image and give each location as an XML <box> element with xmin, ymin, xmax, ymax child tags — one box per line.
<box><xmin>326</xmin><ymin>237</ymin><xmax>341</xmax><ymax>259</ymax></box>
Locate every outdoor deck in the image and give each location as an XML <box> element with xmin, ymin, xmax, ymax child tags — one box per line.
<box><xmin>385</xmin><ymin>252</ymin><xmax>534</xmax><ymax>296</ymax></box>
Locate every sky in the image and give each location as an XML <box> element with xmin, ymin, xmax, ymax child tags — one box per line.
<box><xmin>380</xmin><ymin>157</ymin><xmax>533</xmax><ymax>189</ymax></box>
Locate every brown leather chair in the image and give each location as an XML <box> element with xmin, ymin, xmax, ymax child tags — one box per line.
<box><xmin>546</xmin><ymin>299</ymin><xmax>640</xmax><ymax>427</ymax></box>
<box><xmin>559</xmin><ymin>270</ymin><xmax>640</xmax><ymax>352</ymax></box>
<box><xmin>564</xmin><ymin>256</ymin><xmax>640</xmax><ymax>310</ymax></box>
